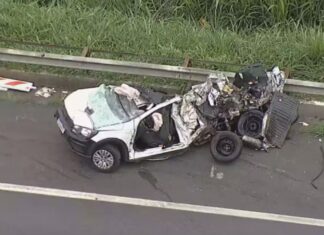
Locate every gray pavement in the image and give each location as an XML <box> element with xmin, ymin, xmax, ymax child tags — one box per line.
<box><xmin>1</xmin><ymin>191</ymin><xmax>323</xmax><ymax>235</ymax></box>
<box><xmin>0</xmin><ymin>100</ymin><xmax>324</xmax><ymax>234</ymax></box>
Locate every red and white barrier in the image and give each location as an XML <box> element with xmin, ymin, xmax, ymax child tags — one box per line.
<box><xmin>0</xmin><ymin>77</ymin><xmax>36</xmax><ymax>92</ymax></box>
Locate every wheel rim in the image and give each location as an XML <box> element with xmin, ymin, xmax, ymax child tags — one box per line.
<box><xmin>243</xmin><ymin>116</ymin><xmax>262</xmax><ymax>137</ymax></box>
<box><xmin>92</xmin><ymin>149</ymin><xmax>114</xmax><ymax>170</ymax></box>
<box><xmin>216</xmin><ymin>137</ymin><xmax>235</xmax><ymax>156</ymax></box>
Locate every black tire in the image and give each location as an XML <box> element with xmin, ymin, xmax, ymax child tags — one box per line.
<box><xmin>210</xmin><ymin>131</ymin><xmax>242</xmax><ymax>163</ymax></box>
<box><xmin>91</xmin><ymin>145</ymin><xmax>121</xmax><ymax>173</ymax></box>
<box><xmin>237</xmin><ymin>110</ymin><xmax>264</xmax><ymax>138</ymax></box>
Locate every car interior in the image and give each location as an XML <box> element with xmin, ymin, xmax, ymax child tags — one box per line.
<box><xmin>134</xmin><ymin>104</ymin><xmax>180</xmax><ymax>151</ymax></box>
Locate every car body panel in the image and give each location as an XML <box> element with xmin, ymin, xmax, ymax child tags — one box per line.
<box><xmin>91</xmin><ymin>120</ymin><xmax>135</xmax><ymax>158</ymax></box>
<box><xmin>57</xmin><ymin>86</ymin><xmax>206</xmax><ymax>161</ymax></box>
<box><xmin>64</xmin><ymin>87</ymin><xmax>97</xmax><ymax>129</ymax></box>
<box><xmin>132</xmin><ymin>143</ymin><xmax>188</xmax><ymax>159</ymax></box>
<box><xmin>130</xmin><ymin>96</ymin><xmax>192</xmax><ymax>160</ymax></box>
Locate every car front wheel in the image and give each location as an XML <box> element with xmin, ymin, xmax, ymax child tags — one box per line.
<box><xmin>91</xmin><ymin>145</ymin><xmax>121</xmax><ymax>173</ymax></box>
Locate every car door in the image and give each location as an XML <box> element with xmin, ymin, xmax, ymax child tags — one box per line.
<box><xmin>128</xmin><ymin>96</ymin><xmax>189</xmax><ymax>160</ymax></box>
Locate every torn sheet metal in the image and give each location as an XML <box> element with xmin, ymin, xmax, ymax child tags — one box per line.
<box><xmin>179</xmin><ymin>97</ymin><xmax>199</xmax><ymax>132</ymax></box>
<box><xmin>208</xmin><ymin>88</ymin><xmax>219</xmax><ymax>106</ymax></box>
<box><xmin>191</xmin><ymin>65</ymin><xmax>294</xmax><ymax>151</ymax></box>
<box><xmin>172</xmin><ymin>102</ymin><xmax>192</xmax><ymax>145</ymax></box>
<box><xmin>180</xmin><ymin>77</ymin><xmax>213</xmax><ymax>132</ymax></box>
<box><xmin>0</xmin><ymin>77</ymin><xmax>36</xmax><ymax>92</ymax></box>
<box><xmin>233</xmin><ymin>65</ymin><xmax>286</xmax><ymax>110</ymax></box>
<box><xmin>190</xmin><ymin>77</ymin><xmax>213</xmax><ymax>106</ymax></box>
<box><xmin>172</xmin><ymin>101</ymin><xmax>207</xmax><ymax>145</ymax></box>
<box><xmin>180</xmin><ymin>73</ymin><xmax>240</xmax><ymax>135</ymax></box>
<box><xmin>208</xmin><ymin>73</ymin><xmax>229</xmax><ymax>93</ymax></box>
<box><xmin>230</xmin><ymin>65</ymin><xmax>295</xmax><ymax>149</ymax></box>
<box><xmin>267</xmin><ymin>66</ymin><xmax>285</xmax><ymax>93</ymax></box>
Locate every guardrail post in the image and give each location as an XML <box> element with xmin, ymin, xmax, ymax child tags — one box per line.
<box><xmin>183</xmin><ymin>55</ymin><xmax>192</xmax><ymax>68</ymax></box>
<box><xmin>81</xmin><ymin>47</ymin><xmax>92</xmax><ymax>57</ymax></box>
<box><xmin>284</xmin><ymin>67</ymin><xmax>291</xmax><ymax>79</ymax></box>
<box><xmin>81</xmin><ymin>47</ymin><xmax>92</xmax><ymax>74</ymax></box>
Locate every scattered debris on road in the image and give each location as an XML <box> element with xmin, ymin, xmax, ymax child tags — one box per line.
<box><xmin>311</xmin><ymin>145</ymin><xmax>324</xmax><ymax>189</ymax></box>
<box><xmin>210</xmin><ymin>165</ymin><xmax>215</xmax><ymax>178</ymax></box>
<box><xmin>242</xmin><ymin>135</ymin><xmax>264</xmax><ymax>150</ymax></box>
<box><xmin>299</xmin><ymin>122</ymin><xmax>310</xmax><ymax>127</ymax></box>
<box><xmin>35</xmin><ymin>87</ymin><xmax>56</xmax><ymax>98</ymax></box>
<box><xmin>0</xmin><ymin>77</ymin><xmax>36</xmax><ymax>92</ymax></box>
<box><xmin>216</xmin><ymin>172</ymin><xmax>224</xmax><ymax>180</ymax></box>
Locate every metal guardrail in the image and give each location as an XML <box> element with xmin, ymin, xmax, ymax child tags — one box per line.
<box><xmin>0</xmin><ymin>48</ymin><xmax>231</xmax><ymax>82</ymax></box>
<box><xmin>0</xmin><ymin>48</ymin><xmax>323</xmax><ymax>95</ymax></box>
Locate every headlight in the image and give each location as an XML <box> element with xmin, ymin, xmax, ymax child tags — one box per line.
<box><xmin>80</xmin><ymin>128</ymin><xmax>93</xmax><ymax>137</ymax></box>
<box><xmin>72</xmin><ymin>125</ymin><xmax>81</xmax><ymax>133</ymax></box>
<box><xmin>72</xmin><ymin>125</ymin><xmax>97</xmax><ymax>138</ymax></box>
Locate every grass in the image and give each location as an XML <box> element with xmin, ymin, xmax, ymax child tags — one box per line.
<box><xmin>1</xmin><ymin>0</ymin><xmax>324</xmax><ymax>82</ymax></box>
<box><xmin>311</xmin><ymin>124</ymin><xmax>324</xmax><ymax>138</ymax></box>
<box><xmin>15</xmin><ymin>0</ymin><xmax>324</xmax><ymax>30</ymax></box>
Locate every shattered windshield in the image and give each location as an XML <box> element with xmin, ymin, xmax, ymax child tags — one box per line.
<box><xmin>88</xmin><ymin>85</ymin><xmax>142</xmax><ymax>128</ymax></box>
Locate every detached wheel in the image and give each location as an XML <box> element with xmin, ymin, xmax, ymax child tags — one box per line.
<box><xmin>91</xmin><ymin>145</ymin><xmax>121</xmax><ymax>173</ymax></box>
<box><xmin>210</xmin><ymin>131</ymin><xmax>242</xmax><ymax>163</ymax></box>
<box><xmin>237</xmin><ymin>110</ymin><xmax>264</xmax><ymax>138</ymax></box>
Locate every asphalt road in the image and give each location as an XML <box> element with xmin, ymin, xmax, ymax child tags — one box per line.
<box><xmin>1</xmin><ymin>191</ymin><xmax>324</xmax><ymax>235</ymax></box>
<box><xmin>1</xmin><ymin>100</ymin><xmax>324</xmax><ymax>234</ymax></box>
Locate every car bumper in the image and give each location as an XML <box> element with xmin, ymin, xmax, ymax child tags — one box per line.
<box><xmin>54</xmin><ymin>107</ymin><xmax>93</xmax><ymax>158</ymax></box>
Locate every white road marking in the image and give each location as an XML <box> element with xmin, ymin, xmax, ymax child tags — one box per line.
<box><xmin>0</xmin><ymin>182</ymin><xmax>324</xmax><ymax>227</ymax></box>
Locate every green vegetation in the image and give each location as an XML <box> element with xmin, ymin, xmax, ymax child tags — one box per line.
<box><xmin>14</xmin><ymin>0</ymin><xmax>324</xmax><ymax>30</ymax></box>
<box><xmin>311</xmin><ymin>124</ymin><xmax>324</xmax><ymax>138</ymax></box>
<box><xmin>1</xmin><ymin>0</ymin><xmax>324</xmax><ymax>82</ymax></box>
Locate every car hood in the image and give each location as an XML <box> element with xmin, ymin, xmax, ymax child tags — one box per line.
<box><xmin>64</xmin><ymin>87</ymin><xmax>99</xmax><ymax>129</ymax></box>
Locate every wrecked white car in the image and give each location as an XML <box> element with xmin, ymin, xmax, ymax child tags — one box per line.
<box><xmin>55</xmin><ymin>64</ymin><xmax>299</xmax><ymax>172</ymax></box>
<box><xmin>55</xmin><ymin>83</ymin><xmax>242</xmax><ymax>172</ymax></box>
